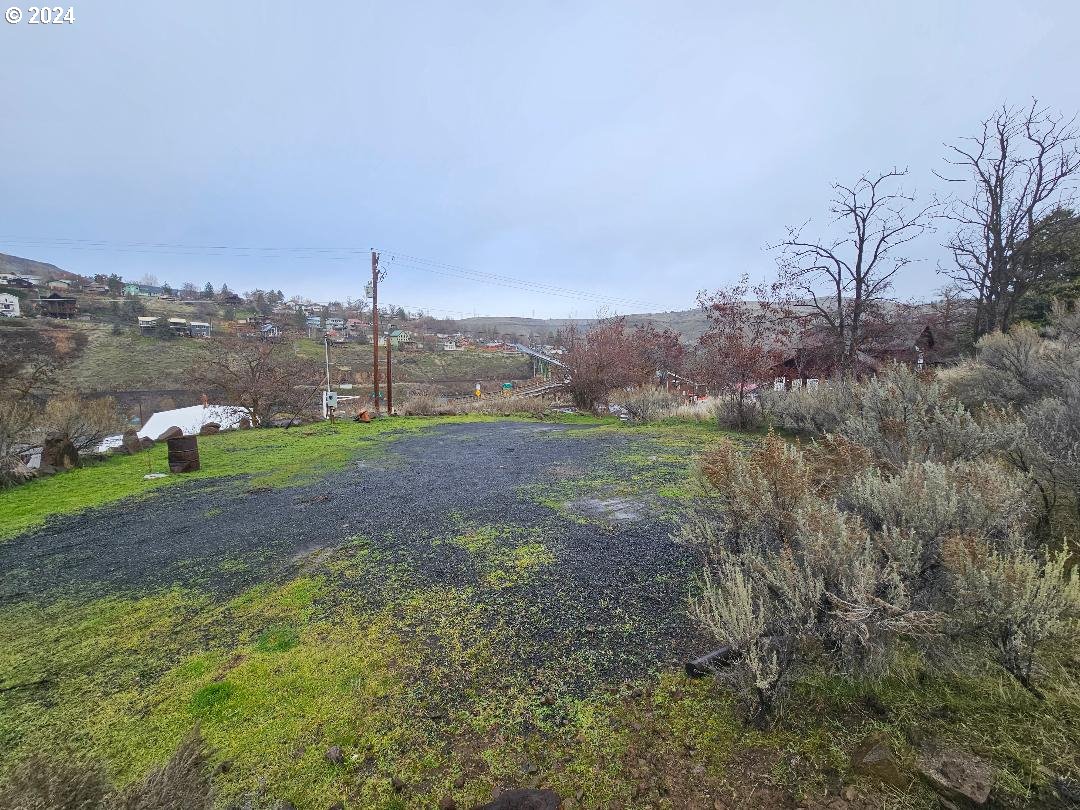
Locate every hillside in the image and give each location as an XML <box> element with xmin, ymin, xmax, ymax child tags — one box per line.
<box><xmin>47</xmin><ymin>323</ymin><xmax>531</xmax><ymax>394</ymax></box>
<box><xmin>0</xmin><ymin>252</ymin><xmax>82</xmax><ymax>283</ymax></box>
<box><xmin>459</xmin><ymin>308</ymin><xmax>711</xmax><ymax>342</ymax></box>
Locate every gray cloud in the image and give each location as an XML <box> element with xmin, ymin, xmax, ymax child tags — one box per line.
<box><xmin>2</xmin><ymin>1</ymin><xmax>1076</xmax><ymax>316</ymax></box>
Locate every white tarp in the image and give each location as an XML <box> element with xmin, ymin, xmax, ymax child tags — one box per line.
<box><xmin>98</xmin><ymin>404</ymin><xmax>248</xmax><ymax>451</ymax></box>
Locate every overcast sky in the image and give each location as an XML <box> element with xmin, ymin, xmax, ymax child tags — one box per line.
<box><xmin>2</xmin><ymin>2</ymin><xmax>1077</xmax><ymax>317</ymax></box>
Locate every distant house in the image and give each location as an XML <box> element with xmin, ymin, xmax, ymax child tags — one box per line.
<box><xmin>260</xmin><ymin>322</ymin><xmax>279</xmax><ymax>339</ymax></box>
<box><xmin>0</xmin><ymin>293</ymin><xmax>21</xmax><ymax>318</ymax></box>
<box><xmin>441</xmin><ymin>339</ymin><xmax>462</xmax><ymax>351</ymax></box>
<box><xmin>86</xmin><ymin>283</ymin><xmax>110</xmax><ymax>295</ymax></box>
<box><xmin>137</xmin><ymin>316</ymin><xmax>159</xmax><ymax>330</ymax></box>
<box><xmin>37</xmin><ymin>293</ymin><xmax>77</xmax><ymax>319</ymax></box>
<box><xmin>123</xmin><ymin>283</ymin><xmax>146</xmax><ymax>297</ymax></box>
<box><xmin>167</xmin><ymin>317</ymin><xmax>190</xmax><ymax>335</ymax></box>
<box><xmin>47</xmin><ymin>279</ymin><xmax>73</xmax><ymax>291</ymax></box>
<box><xmin>387</xmin><ymin>328</ymin><xmax>413</xmax><ymax>347</ymax></box>
<box><xmin>189</xmin><ymin>321</ymin><xmax>212</xmax><ymax>337</ymax></box>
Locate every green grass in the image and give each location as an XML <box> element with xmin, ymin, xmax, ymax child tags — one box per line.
<box><xmin>3</xmin><ymin>414</ymin><xmax>1076</xmax><ymax>807</ymax></box>
<box><xmin>0</xmin><ymin>415</ymin><xmax>504</xmax><ymax>541</ymax></box>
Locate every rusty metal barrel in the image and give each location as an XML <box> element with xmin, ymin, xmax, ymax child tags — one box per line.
<box><xmin>166</xmin><ymin>435</ymin><xmax>200</xmax><ymax>473</ymax></box>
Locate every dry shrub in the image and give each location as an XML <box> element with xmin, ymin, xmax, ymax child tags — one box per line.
<box><xmin>713</xmin><ymin>395</ymin><xmax>765</xmax><ymax>430</ymax></box>
<box><xmin>0</xmin><ymin>757</ymin><xmax>111</xmax><ymax>810</ymax></box>
<box><xmin>688</xmin><ymin>432</ymin><xmax>1080</xmax><ymax>725</ymax></box>
<box><xmin>114</xmin><ymin>727</ymin><xmax>214</xmax><ymax>810</ymax></box>
<box><xmin>37</xmin><ymin>395</ymin><xmax>127</xmax><ymax>452</ymax></box>
<box><xmin>612</xmin><ymin>386</ymin><xmax>682</xmax><ymax>422</ymax></box>
<box><xmin>399</xmin><ymin>389</ymin><xmax>550</xmax><ymax>418</ymax></box>
<box><xmin>0</xmin><ymin>727</ymin><xmax>214</xmax><ymax>810</ymax></box>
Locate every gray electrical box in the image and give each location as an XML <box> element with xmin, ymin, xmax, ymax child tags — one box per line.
<box><xmin>325</xmin><ymin>391</ymin><xmax>338</xmax><ymax>408</ymax></box>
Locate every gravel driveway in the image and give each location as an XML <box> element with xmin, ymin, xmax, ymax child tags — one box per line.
<box><xmin>0</xmin><ymin>420</ymin><xmax>710</xmax><ymax>681</ymax></box>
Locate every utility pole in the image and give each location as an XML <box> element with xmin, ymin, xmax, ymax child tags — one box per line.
<box><xmin>323</xmin><ymin>335</ymin><xmax>331</xmax><ymax>419</ymax></box>
<box><xmin>371</xmin><ymin>250</ymin><xmax>380</xmax><ymax>413</ymax></box>
<box><xmin>385</xmin><ymin>333</ymin><xmax>393</xmax><ymax>414</ymax></box>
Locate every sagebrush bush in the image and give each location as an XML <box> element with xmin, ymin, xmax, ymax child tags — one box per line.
<box><xmin>612</xmin><ymin>386</ymin><xmax>683</xmax><ymax>422</ymax></box>
<box><xmin>945</xmin><ymin>303</ymin><xmax>1080</xmax><ymax>535</ymax></box>
<box><xmin>688</xmin><ymin>427</ymin><xmax>1080</xmax><ymax>725</ymax></box>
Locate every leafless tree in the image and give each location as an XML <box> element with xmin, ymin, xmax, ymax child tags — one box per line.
<box><xmin>774</xmin><ymin>170</ymin><xmax>934</xmax><ymax>369</ymax></box>
<box><xmin>189</xmin><ymin>335</ymin><xmax>323</xmax><ymax>425</ymax></box>
<box><xmin>938</xmin><ymin>100</ymin><xmax>1080</xmax><ymax>338</ymax></box>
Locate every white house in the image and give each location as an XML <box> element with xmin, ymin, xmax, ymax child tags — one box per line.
<box><xmin>0</xmin><ymin>293</ymin><xmax>21</xmax><ymax>317</ymax></box>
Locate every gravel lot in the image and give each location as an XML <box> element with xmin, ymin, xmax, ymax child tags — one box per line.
<box><xmin>0</xmin><ymin>420</ymin><xmax>710</xmax><ymax>681</ymax></box>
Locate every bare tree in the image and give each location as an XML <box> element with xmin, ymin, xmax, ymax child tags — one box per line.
<box><xmin>189</xmin><ymin>335</ymin><xmax>323</xmax><ymax>425</ymax></box>
<box><xmin>939</xmin><ymin>100</ymin><xmax>1080</xmax><ymax>338</ymax></box>
<box><xmin>774</xmin><ymin>170</ymin><xmax>933</xmax><ymax>369</ymax></box>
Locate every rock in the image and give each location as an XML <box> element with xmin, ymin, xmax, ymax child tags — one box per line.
<box><xmin>139</xmin><ymin>436</ymin><xmax>155</xmax><ymax>450</ymax></box>
<box><xmin>472</xmin><ymin>788</ymin><xmax>562</xmax><ymax>810</ymax></box>
<box><xmin>916</xmin><ymin>747</ymin><xmax>992</xmax><ymax>805</ymax></box>
<box><xmin>391</xmin><ymin>776</ymin><xmax>406</xmax><ymax>792</ymax></box>
<box><xmin>156</xmin><ymin>425</ymin><xmax>183</xmax><ymax>441</ymax></box>
<box><xmin>122</xmin><ymin>429</ymin><xmax>142</xmax><ymax>454</ymax></box>
<box><xmin>325</xmin><ymin>745</ymin><xmax>344</xmax><ymax>765</ymax></box>
<box><xmin>453</xmin><ymin>775</ymin><xmax>467</xmax><ymax>789</ymax></box>
<box><xmin>216</xmin><ymin>759</ymin><xmax>233</xmax><ymax>774</ymax></box>
<box><xmin>439</xmin><ymin>798</ymin><xmax>457</xmax><ymax>810</ymax></box>
<box><xmin>0</xmin><ymin>457</ymin><xmax>36</xmax><ymax>486</ymax></box>
<box><xmin>850</xmin><ymin>732</ymin><xmax>906</xmax><ymax>788</ymax></box>
<box><xmin>42</xmin><ymin>435</ymin><xmax>80</xmax><ymax>469</ymax></box>
<box><xmin>36</xmin><ymin>464</ymin><xmax>57</xmax><ymax>477</ymax></box>
<box><xmin>199</xmin><ymin>422</ymin><xmax>221</xmax><ymax>435</ymax></box>
<box><xmin>239</xmin><ymin>417</ymin><xmax>252</xmax><ymax>429</ymax></box>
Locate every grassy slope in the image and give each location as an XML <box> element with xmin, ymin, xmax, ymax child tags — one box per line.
<box><xmin>1</xmin><ymin>417</ymin><xmax>1077</xmax><ymax>808</ymax></box>
<box><xmin>293</xmin><ymin>339</ymin><xmax>532</xmax><ymax>382</ymax></box>
<box><xmin>63</xmin><ymin>326</ymin><xmax>532</xmax><ymax>392</ymax></box>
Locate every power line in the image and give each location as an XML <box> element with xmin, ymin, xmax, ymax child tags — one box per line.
<box><xmin>0</xmin><ymin>235</ymin><xmax>653</xmax><ymax>309</ymax></box>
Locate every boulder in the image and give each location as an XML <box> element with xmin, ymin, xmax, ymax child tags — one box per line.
<box><xmin>122</xmin><ymin>429</ymin><xmax>142</xmax><ymax>455</ymax></box>
<box><xmin>325</xmin><ymin>745</ymin><xmax>343</xmax><ymax>765</ymax></box>
<box><xmin>41</xmin><ymin>435</ymin><xmax>80</xmax><ymax>470</ymax></box>
<box><xmin>239</xmin><ymin>417</ymin><xmax>252</xmax><ymax>430</ymax></box>
<box><xmin>472</xmin><ymin>789</ymin><xmax>562</xmax><ymax>810</ymax></box>
<box><xmin>0</xmin><ymin>457</ymin><xmax>36</xmax><ymax>487</ymax></box>
<box><xmin>139</xmin><ymin>437</ymin><xmax>155</xmax><ymax>450</ymax></box>
<box><xmin>36</xmin><ymin>464</ymin><xmax>58</xmax><ymax>477</ymax></box>
<box><xmin>850</xmin><ymin>732</ymin><xmax>906</xmax><ymax>788</ymax></box>
<box><xmin>199</xmin><ymin>422</ymin><xmax>221</xmax><ymax>436</ymax></box>
<box><xmin>917</xmin><ymin>747</ymin><xmax>992</xmax><ymax>805</ymax></box>
<box><xmin>156</xmin><ymin>425</ymin><xmax>184</xmax><ymax>442</ymax></box>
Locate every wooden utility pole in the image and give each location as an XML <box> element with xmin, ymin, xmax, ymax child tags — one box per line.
<box><xmin>371</xmin><ymin>250</ymin><xmax>380</xmax><ymax>413</ymax></box>
<box><xmin>385</xmin><ymin>333</ymin><xmax>393</xmax><ymax>414</ymax></box>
